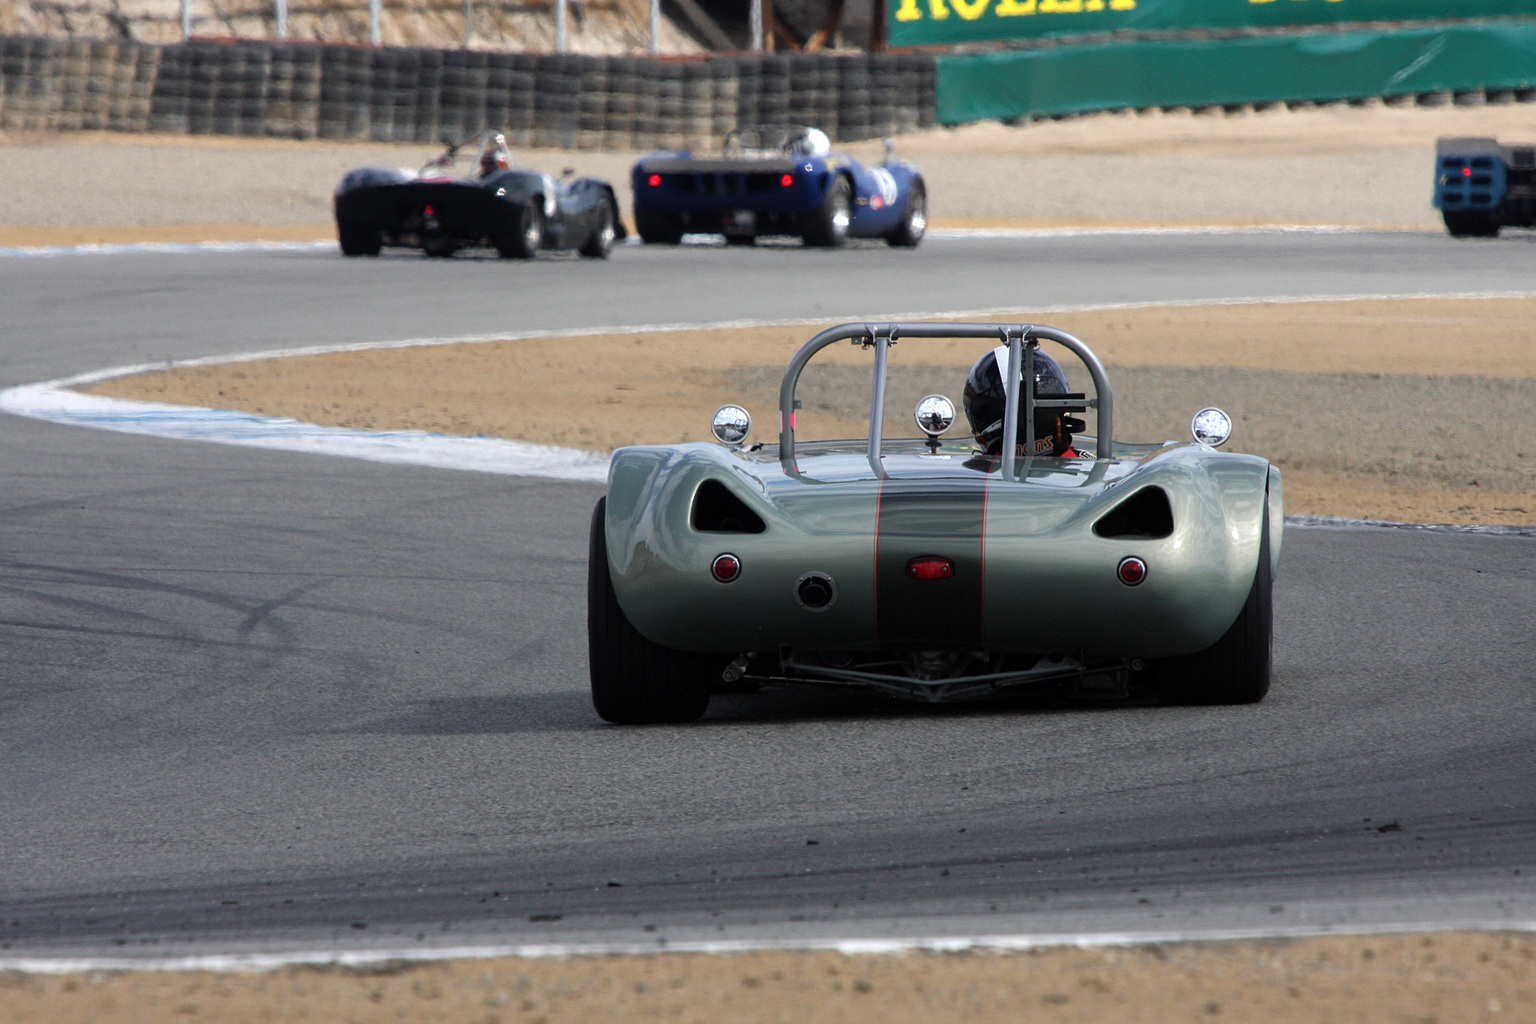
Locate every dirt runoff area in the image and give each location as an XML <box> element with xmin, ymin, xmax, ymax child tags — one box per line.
<box><xmin>89</xmin><ymin>296</ymin><xmax>1536</xmax><ymax>526</ymax></box>
<box><xmin>3</xmin><ymin>931</ymin><xmax>1534</xmax><ymax>1024</ymax></box>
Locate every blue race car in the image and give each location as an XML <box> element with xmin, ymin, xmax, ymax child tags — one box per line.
<box><xmin>1434</xmin><ymin>136</ymin><xmax>1536</xmax><ymax>237</ymax></box>
<box><xmin>631</xmin><ymin>125</ymin><xmax>926</xmax><ymax>248</ymax></box>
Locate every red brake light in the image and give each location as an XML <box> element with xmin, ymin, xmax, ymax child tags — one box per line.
<box><xmin>780</xmin><ymin>174</ymin><xmax>794</xmax><ymax>187</ymax></box>
<box><xmin>1117</xmin><ymin>556</ymin><xmax>1147</xmax><ymax>586</ymax></box>
<box><xmin>648</xmin><ymin>174</ymin><xmax>662</xmax><ymax>187</ymax></box>
<box><xmin>424</xmin><ymin>204</ymin><xmax>435</xmax><ymax>216</ymax></box>
<box><xmin>906</xmin><ymin>556</ymin><xmax>954</xmax><ymax>580</ymax></box>
<box><xmin>712</xmin><ymin>553</ymin><xmax>741</xmax><ymax>582</ymax></box>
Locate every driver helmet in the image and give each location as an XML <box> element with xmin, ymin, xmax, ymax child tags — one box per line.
<box><xmin>477</xmin><ymin>132</ymin><xmax>510</xmax><ymax>177</ymax></box>
<box><xmin>792</xmin><ymin>127</ymin><xmax>831</xmax><ymax>158</ymax></box>
<box><xmin>963</xmin><ymin>344</ymin><xmax>1075</xmax><ymax>456</ymax></box>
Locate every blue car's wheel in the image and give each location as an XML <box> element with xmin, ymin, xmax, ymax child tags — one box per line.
<box><xmin>803</xmin><ymin>177</ymin><xmax>850</xmax><ymax>248</ymax></box>
<box><xmin>886</xmin><ymin>180</ymin><xmax>926</xmax><ymax>248</ymax></box>
<box><xmin>636</xmin><ymin>209</ymin><xmax>683</xmax><ymax>245</ymax></box>
<box><xmin>588</xmin><ymin>498</ymin><xmax>712</xmax><ymax>725</ymax></box>
<box><xmin>1443</xmin><ymin>211</ymin><xmax>1499</xmax><ymax>238</ymax></box>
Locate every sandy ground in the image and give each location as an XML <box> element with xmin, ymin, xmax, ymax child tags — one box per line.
<box><xmin>5</xmin><ymin>104</ymin><xmax>1536</xmax><ymax>1019</ymax></box>
<box><xmin>3</xmin><ymin>931</ymin><xmax>1534</xmax><ymax>1024</ymax></box>
<box><xmin>89</xmin><ymin>298</ymin><xmax>1536</xmax><ymax>525</ymax></box>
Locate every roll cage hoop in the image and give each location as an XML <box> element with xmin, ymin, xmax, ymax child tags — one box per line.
<box><xmin>723</xmin><ymin>124</ymin><xmax>824</xmax><ymax>158</ymax></box>
<box><xmin>776</xmin><ymin>321</ymin><xmax>1115</xmax><ymax>478</ymax></box>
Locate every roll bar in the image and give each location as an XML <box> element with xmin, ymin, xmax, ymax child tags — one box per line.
<box><xmin>776</xmin><ymin>322</ymin><xmax>1114</xmax><ymax>477</ymax></box>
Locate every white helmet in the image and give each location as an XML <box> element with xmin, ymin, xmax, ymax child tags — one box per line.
<box><xmin>798</xmin><ymin>127</ymin><xmax>831</xmax><ymax>157</ymax></box>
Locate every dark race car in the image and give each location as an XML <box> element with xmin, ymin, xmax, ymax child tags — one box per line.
<box><xmin>333</xmin><ymin>131</ymin><xmax>625</xmax><ymax>259</ymax></box>
<box><xmin>631</xmin><ymin>125</ymin><xmax>926</xmax><ymax>248</ymax></box>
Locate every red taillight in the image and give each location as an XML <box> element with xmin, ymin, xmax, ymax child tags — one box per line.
<box><xmin>1117</xmin><ymin>556</ymin><xmax>1147</xmax><ymax>586</ymax></box>
<box><xmin>712</xmin><ymin>553</ymin><xmax>741</xmax><ymax>582</ymax></box>
<box><xmin>1462</xmin><ymin>167</ymin><xmax>1472</xmax><ymax>177</ymax></box>
<box><xmin>648</xmin><ymin>174</ymin><xmax>662</xmax><ymax>187</ymax></box>
<box><xmin>906</xmin><ymin>556</ymin><xmax>954</xmax><ymax>580</ymax></box>
<box><xmin>780</xmin><ymin>174</ymin><xmax>794</xmax><ymax>187</ymax></box>
<box><xmin>424</xmin><ymin>204</ymin><xmax>435</xmax><ymax>216</ymax></box>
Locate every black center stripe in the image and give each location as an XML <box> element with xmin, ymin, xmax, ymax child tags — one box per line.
<box><xmin>874</xmin><ymin>477</ymin><xmax>988</xmax><ymax>646</ymax></box>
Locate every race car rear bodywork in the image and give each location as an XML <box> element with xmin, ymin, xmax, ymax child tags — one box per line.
<box><xmin>334</xmin><ymin>165</ymin><xmax>623</xmax><ymax>258</ymax></box>
<box><xmin>631</xmin><ymin>126</ymin><xmax>925</xmax><ymax>247</ymax></box>
<box><xmin>1435</xmin><ymin>136</ymin><xmax>1536</xmax><ymax>237</ymax></box>
<box><xmin>589</xmin><ymin>322</ymin><xmax>1282</xmax><ymax>722</ymax></box>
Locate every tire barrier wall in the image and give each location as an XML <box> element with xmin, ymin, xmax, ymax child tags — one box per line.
<box><xmin>936</xmin><ymin>19</ymin><xmax>1536</xmax><ymax>126</ymax></box>
<box><xmin>0</xmin><ymin>36</ymin><xmax>936</xmax><ymax>147</ymax></box>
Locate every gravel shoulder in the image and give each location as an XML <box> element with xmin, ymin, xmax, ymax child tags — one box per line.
<box><xmin>87</xmin><ymin>298</ymin><xmax>1536</xmax><ymax>526</ymax></box>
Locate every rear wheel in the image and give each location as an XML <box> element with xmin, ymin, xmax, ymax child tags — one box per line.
<box><xmin>337</xmin><ymin>222</ymin><xmax>380</xmax><ymax>257</ymax></box>
<box><xmin>588</xmin><ymin>498</ymin><xmax>712</xmax><ymax>724</ymax></box>
<box><xmin>578</xmin><ymin>201</ymin><xmax>616</xmax><ymax>259</ymax></box>
<box><xmin>886</xmin><ymin>180</ymin><xmax>926</xmax><ymax>248</ymax></box>
<box><xmin>635</xmin><ymin>209</ymin><xmax>684</xmax><ymax>245</ymax></box>
<box><xmin>1148</xmin><ymin>506</ymin><xmax>1273</xmax><ymax>705</ymax></box>
<box><xmin>1443</xmin><ymin>211</ymin><xmax>1499</xmax><ymax>237</ymax></box>
<box><xmin>497</xmin><ymin>203</ymin><xmax>543</xmax><ymax>259</ymax></box>
<box><xmin>803</xmin><ymin>176</ymin><xmax>851</xmax><ymax>248</ymax></box>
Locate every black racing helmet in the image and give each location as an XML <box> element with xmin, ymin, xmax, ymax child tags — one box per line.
<box><xmin>963</xmin><ymin>345</ymin><xmax>1080</xmax><ymax>456</ymax></box>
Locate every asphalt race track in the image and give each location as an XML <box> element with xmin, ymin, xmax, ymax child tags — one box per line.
<box><xmin>1</xmin><ymin>232</ymin><xmax>1533</xmax><ymax>961</ymax></box>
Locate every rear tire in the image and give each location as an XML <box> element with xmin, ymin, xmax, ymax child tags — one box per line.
<box><xmin>579</xmin><ymin>201</ymin><xmax>617</xmax><ymax>259</ymax></box>
<box><xmin>588</xmin><ymin>498</ymin><xmax>712</xmax><ymax>724</ymax></box>
<box><xmin>1443</xmin><ymin>211</ymin><xmax>1500</xmax><ymax>237</ymax></box>
<box><xmin>1148</xmin><ymin>505</ymin><xmax>1273</xmax><ymax>706</ymax></box>
<box><xmin>803</xmin><ymin>176</ymin><xmax>851</xmax><ymax>248</ymax></box>
<box><xmin>886</xmin><ymin>179</ymin><xmax>926</xmax><ymax>248</ymax></box>
<box><xmin>635</xmin><ymin>209</ymin><xmax>683</xmax><ymax>245</ymax></box>
<box><xmin>497</xmin><ymin>203</ymin><xmax>543</xmax><ymax>259</ymax></box>
<box><xmin>337</xmin><ymin>222</ymin><xmax>380</xmax><ymax>257</ymax></box>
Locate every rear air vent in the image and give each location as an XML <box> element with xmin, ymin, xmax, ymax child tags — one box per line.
<box><xmin>691</xmin><ymin>480</ymin><xmax>766</xmax><ymax>534</ymax></box>
<box><xmin>1093</xmin><ymin>487</ymin><xmax>1174</xmax><ymax>540</ymax></box>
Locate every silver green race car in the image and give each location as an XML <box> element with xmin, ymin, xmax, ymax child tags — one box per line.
<box><xmin>588</xmin><ymin>321</ymin><xmax>1282</xmax><ymax>724</ymax></box>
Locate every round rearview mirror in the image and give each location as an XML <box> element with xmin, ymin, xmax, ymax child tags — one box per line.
<box><xmin>1191</xmin><ymin>407</ymin><xmax>1233</xmax><ymax>448</ymax></box>
<box><xmin>915</xmin><ymin>394</ymin><xmax>956</xmax><ymax>439</ymax></box>
<box><xmin>711</xmin><ymin>405</ymin><xmax>752</xmax><ymax>446</ymax></box>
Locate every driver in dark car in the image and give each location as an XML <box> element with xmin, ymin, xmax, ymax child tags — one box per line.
<box><xmin>477</xmin><ymin>132</ymin><xmax>510</xmax><ymax>178</ymax></box>
<box><xmin>962</xmin><ymin>345</ymin><xmax>1085</xmax><ymax>458</ymax></box>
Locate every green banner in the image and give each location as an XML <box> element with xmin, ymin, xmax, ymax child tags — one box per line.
<box><xmin>935</xmin><ymin>20</ymin><xmax>1536</xmax><ymax>123</ymax></box>
<box><xmin>892</xmin><ymin>0</ymin><xmax>1536</xmax><ymax>51</ymax></box>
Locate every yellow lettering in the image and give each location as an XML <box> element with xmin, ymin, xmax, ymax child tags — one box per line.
<box><xmin>1038</xmin><ymin>0</ymin><xmax>1083</xmax><ymax>11</ymax></box>
<box><xmin>1109</xmin><ymin>0</ymin><xmax>1134</xmax><ymax>8</ymax></box>
<box><xmin>929</xmin><ymin>0</ymin><xmax>951</xmax><ymax>18</ymax></box>
<box><xmin>1084</xmin><ymin>0</ymin><xmax>1104</xmax><ymax>8</ymax></box>
<box><xmin>995</xmin><ymin>0</ymin><xmax>1037</xmax><ymax>13</ymax></box>
<box><xmin>950</xmin><ymin>0</ymin><xmax>990</xmax><ymax>17</ymax></box>
<box><xmin>894</xmin><ymin>0</ymin><xmax>924</xmax><ymax>19</ymax></box>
